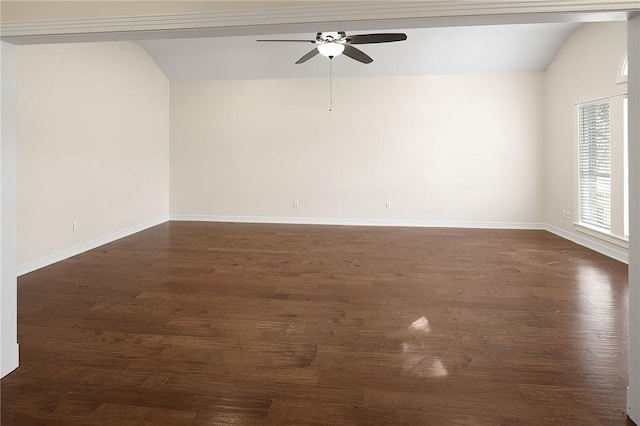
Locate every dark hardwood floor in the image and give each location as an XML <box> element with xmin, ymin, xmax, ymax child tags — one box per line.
<box><xmin>0</xmin><ymin>222</ymin><xmax>632</xmax><ymax>425</ymax></box>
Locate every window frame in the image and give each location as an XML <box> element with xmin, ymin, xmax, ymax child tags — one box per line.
<box><xmin>573</xmin><ymin>87</ymin><xmax>629</xmax><ymax>247</ymax></box>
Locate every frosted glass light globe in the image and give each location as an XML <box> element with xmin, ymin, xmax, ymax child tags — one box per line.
<box><xmin>317</xmin><ymin>42</ymin><xmax>345</xmax><ymax>58</ymax></box>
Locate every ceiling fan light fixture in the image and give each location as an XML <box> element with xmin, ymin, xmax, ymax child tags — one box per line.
<box><xmin>317</xmin><ymin>42</ymin><xmax>345</xmax><ymax>58</ymax></box>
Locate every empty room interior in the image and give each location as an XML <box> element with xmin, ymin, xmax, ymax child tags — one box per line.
<box><xmin>1</xmin><ymin>1</ymin><xmax>640</xmax><ymax>424</ymax></box>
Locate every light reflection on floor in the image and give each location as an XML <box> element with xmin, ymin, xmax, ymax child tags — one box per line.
<box><xmin>577</xmin><ymin>264</ymin><xmax>614</xmax><ymax>313</ymax></box>
<box><xmin>409</xmin><ymin>316</ymin><xmax>431</xmax><ymax>333</ymax></box>
<box><xmin>575</xmin><ymin>263</ymin><xmax>622</xmax><ymax>358</ymax></box>
<box><xmin>401</xmin><ymin>316</ymin><xmax>448</xmax><ymax>378</ymax></box>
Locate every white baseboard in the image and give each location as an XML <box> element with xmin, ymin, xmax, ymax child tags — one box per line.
<box><xmin>545</xmin><ymin>223</ymin><xmax>628</xmax><ymax>264</ymax></box>
<box><xmin>16</xmin><ymin>215</ymin><xmax>626</xmax><ymax>277</ymax></box>
<box><xmin>1</xmin><ymin>343</ymin><xmax>19</xmax><ymax>379</ymax></box>
<box><xmin>170</xmin><ymin>214</ymin><xmax>545</xmax><ymax>230</ymax></box>
<box><xmin>17</xmin><ymin>215</ymin><xmax>169</xmax><ymax>276</ymax></box>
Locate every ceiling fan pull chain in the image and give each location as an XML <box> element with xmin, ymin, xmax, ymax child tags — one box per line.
<box><xmin>329</xmin><ymin>58</ymin><xmax>333</xmax><ymax>112</ymax></box>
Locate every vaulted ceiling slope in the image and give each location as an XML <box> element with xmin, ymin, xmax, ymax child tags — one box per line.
<box><xmin>137</xmin><ymin>23</ymin><xmax>580</xmax><ymax>80</ymax></box>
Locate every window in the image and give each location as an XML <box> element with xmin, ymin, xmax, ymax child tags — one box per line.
<box><xmin>578</xmin><ymin>101</ymin><xmax>611</xmax><ymax>230</ymax></box>
<box><xmin>576</xmin><ymin>93</ymin><xmax>627</xmax><ymax>244</ymax></box>
<box><xmin>575</xmin><ymin>53</ymin><xmax>628</xmax><ymax>245</ymax></box>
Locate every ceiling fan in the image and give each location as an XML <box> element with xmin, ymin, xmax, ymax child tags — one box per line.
<box><xmin>257</xmin><ymin>31</ymin><xmax>407</xmax><ymax>64</ymax></box>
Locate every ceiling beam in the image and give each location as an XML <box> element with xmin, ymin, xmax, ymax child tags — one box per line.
<box><xmin>1</xmin><ymin>1</ymin><xmax>637</xmax><ymax>45</ymax></box>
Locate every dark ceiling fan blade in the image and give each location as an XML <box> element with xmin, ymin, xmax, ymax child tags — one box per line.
<box><xmin>346</xmin><ymin>33</ymin><xmax>407</xmax><ymax>44</ymax></box>
<box><xmin>342</xmin><ymin>44</ymin><xmax>373</xmax><ymax>64</ymax></box>
<box><xmin>257</xmin><ymin>39</ymin><xmax>315</xmax><ymax>43</ymax></box>
<box><xmin>295</xmin><ymin>48</ymin><xmax>320</xmax><ymax>64</ymax></box>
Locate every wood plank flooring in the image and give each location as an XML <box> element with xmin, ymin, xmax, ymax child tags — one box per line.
<box><xmin>0</xmin><ymin>222</ymin><xmax>633</xmax><ymax>425</ymax></box>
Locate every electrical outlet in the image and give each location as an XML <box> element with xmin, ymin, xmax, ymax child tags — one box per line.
<box><xmin>385</xmin><ymin>201</ymin><xmax>391</xmax><ymax>210</ymax></box>
<box><xmin>72</xmin><ymin>221</ymin><xmax>78</xmax><ymax>232</ymax></box>
<box><xmin>293</xmin><ymin>200</ymin><xmax>299</xmax><ymax>208</ymax></box>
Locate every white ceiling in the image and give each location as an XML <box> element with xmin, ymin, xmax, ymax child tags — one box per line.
<box><xmin>137</xmin><ymin>22</ymin><xmax>580</xmax><ymax>81</ymax></box>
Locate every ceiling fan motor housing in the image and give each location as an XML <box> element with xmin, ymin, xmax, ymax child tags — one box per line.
<box><xmin>316</xmin><ymin>32</ymin><xmax>346</xmax><ymax>44</ymax></box>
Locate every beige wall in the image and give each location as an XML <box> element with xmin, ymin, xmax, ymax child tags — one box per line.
<box><xmin>17</xmin><ymin>41</ymin><xmax>169</xmax><ymax>267</ymax></box>
<box><xmin>170</xmin><ymin>73</ymin><xmax>543</xmax><ymax>225</ymax></box>
<box><xmin>543</xmin><ymin>22</ymin><xmax>627</xmax><ymax>257</ymax></box>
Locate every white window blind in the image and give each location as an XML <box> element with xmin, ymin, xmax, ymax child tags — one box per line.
<box><xmin>578</xmin><ymin>101</ymin><xmax>611</xmax><ymax>230</ymax></box>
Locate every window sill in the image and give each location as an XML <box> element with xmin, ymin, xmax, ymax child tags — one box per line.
<box><xmin>574</xmin><ymin>223</ymin><xmax>629</xmax><ymax>248</ymax></box>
